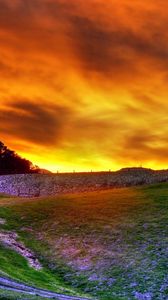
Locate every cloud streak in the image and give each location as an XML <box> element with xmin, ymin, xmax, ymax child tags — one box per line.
<box><xmin>0</xmin><ymin>100</ymin><xmax>72</xmax><ymax>146</ymax></box>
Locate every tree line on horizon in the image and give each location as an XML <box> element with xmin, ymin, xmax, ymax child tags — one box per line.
<box><xmin>0</xmin><ymin>141</ymin><xmax>39</xmax><ymax>175</ymax></box>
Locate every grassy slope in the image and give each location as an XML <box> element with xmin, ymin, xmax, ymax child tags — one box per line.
<box><xmin>0</xmin><ymin>184</ymin><xmax>167</xmax><ymax>300</ymax></box>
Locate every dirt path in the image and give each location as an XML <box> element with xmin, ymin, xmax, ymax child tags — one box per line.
<box><xmin>0</xmin><ymin>276</ymin><xmax>92</xmax><ymax>300</ymax></box>
<box><xmin>0</xmin><ymin>230</ymin><xmax>42</xmax><ymax>270</ymax></box>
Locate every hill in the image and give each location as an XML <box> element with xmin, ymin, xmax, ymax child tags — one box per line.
<box><xmin>0</xmin><ymin>183</ymin><xmax>167</xmax><ymax>299</ymax></box>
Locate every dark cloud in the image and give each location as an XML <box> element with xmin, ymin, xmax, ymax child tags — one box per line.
<box><xmin>70</xmin><ymin>16</ymin><xmax>132</xmax><ymax>74</ymax></box>
<box><xmin>0</xmin><ymin>100</ymin><xmax>72</xmax><ymax>145</ymax></box>
<box><xmin>69</xmin><ymin>14</ymin><xmax>168</xmax><ymax>75</ymax></box>
<box><xmin>118</xmin><ymin>130</ymin><xmax>168</xmax><ymax>163</ymax></box>
<box><xmin>124</xmin><ymin>130</ymin><xmax>157</xmax><ymax>149</ymax></box>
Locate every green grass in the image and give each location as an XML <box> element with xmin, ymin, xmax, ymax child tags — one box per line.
<box><xmin>0</xmin><ymin>183</ymin><xmax>167</xmax><ymax>299</ymax></box>
<box><xmin>0</xmin><ymin>289</ymin><xmax>54</xmax><ymax>300</ymax></box>
<box><xmin>0</xmin><ymin>244</ymin><xmax>74</xmax><ymax>293</ymax></box>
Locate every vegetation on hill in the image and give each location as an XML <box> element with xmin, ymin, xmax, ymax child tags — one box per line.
<box><xmin>0</xmin><ymin>142</ymin><xmax>39</xmax><ymax>175</ymax></box>
<box><xmin>0</xmin><ymin>184</ymin><xmax>167</xmax><ymax>299</ymax></box>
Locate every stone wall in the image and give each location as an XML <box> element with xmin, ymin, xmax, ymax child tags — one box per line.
<box><xmin>0</xmin><ymin>168</ymin><xmax>168</xmax><ymax>197</ymax></box>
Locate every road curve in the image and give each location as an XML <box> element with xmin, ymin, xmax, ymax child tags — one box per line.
<box><xmin>0</xmin><ymin>276</ymin><xmax>93</xmax><ymax>300</ymax></box>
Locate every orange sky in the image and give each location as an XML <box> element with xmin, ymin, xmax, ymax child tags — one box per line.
<box><xmin>0</xmin><ymin>0</ymin><xmax>168</xmax><ymax>172</ymax></box>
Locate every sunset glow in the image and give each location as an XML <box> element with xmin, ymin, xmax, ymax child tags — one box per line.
<box><xmin>0</xmin><ymin>0</ymin><xmax>168</xmax><ymax>172</ymax></box>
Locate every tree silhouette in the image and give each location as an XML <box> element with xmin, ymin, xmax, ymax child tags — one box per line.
<box><xmin>0</xmin><ymin>141</ymin><xmax>39</xmax><ymax>175</ymax></box>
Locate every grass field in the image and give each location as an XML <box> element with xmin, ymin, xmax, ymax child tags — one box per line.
<box><xmin>0</xmin><ymin>289</ymin><xmax>54</xmax><ymax>300</ymax></box>
<box><xmin>0</xmin><ymin>183</ymin><xmax>167</xmax><ymax>299</ymax></box>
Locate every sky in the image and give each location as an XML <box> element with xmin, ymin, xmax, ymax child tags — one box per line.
<box><xmin>0</xmin><ymin>0</ymin><xmax>168</xmax><ymax>172</ymax></box>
